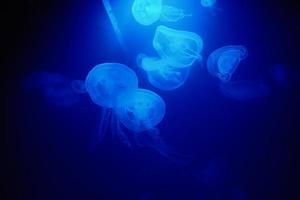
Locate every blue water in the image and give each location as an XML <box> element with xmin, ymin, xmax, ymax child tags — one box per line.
<box><xmin>4</xmin><ymin>0</ymin><xmax>300</xmax><ymax>199</ymax></box>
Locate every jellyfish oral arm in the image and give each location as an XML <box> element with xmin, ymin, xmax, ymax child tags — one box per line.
<box><xmin>102</xmin><ymin>0</ymin><xmax>127</xmax><ymax>50</ymax></box>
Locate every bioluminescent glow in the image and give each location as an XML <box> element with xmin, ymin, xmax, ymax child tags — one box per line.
<box><xmin>23</xmin><ymin>71</ymin><xmax>80</xmax><ymax>107</ymax></box>
<box><xmin>116</xmin><ymin>88</ymin><xmax>166</xmax><ymax>132</ymax></box>
<box><xmin>160</xmin><ymin>5</ymin><xmax>191</xmax><ymax>23</ymax></box>
<box><xmin>207</xmin><ymin>45</ymin><xmax>248</xmax><ymax>82</ymax></box>
<box><xmin>131</xmin><ymin>0</ymin><xmax>162</xmax><ymax>26</ymax></box>
<box><xmin>131</xmin><ymin>0</ymin><xmax>190</xmax><ymax>25</ymax></box>
<box><xmin>153</xmin><ymin>25</ymin><xmax>203</xmax><ymax>68</ymax></box>
<box><xmin>85</xmin><ymin>63</ymin><xmax>138</xmax><ymax>108</ymax></box>
<box><xmin>220</xmin><ymin>80</ymin><xmax>271</xmax><ymax>101</ymax></box>
<box><xmin>137</xmin><ymin>54</ymin><xmax>190</xmax><ymax>90</ymax></box>
<box><xmin>201</xmin><ymin>0</ymin><xmax>216</xmax><ymax>8</ymax></box>
<box><xmin>102</xmin><ymin>0</ymin><xmax>126</xmax><ymax>50</ymax></box>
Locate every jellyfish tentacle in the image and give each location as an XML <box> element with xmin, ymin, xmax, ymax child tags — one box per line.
<box><xmin>160</xmin><ymin>5</ymin><xmax>191</xmax><ymax>22</ymax></box>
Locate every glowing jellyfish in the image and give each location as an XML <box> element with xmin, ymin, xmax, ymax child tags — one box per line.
<box><xmin>207</xmin><ymin>45</ymin><xmax>248</xmax><ymax>82</ymax></box>
<box><xmin>23</xmin><ymin>71</ymin><xmax>80</xmax><ymax>107</ymax></box>
<box><xmin>116</xmin><ymin>88</ymin><xmax>166</xmax><ymax>132</ymax></box>
<box><xmin>153</xmin><ymin>25</ymin><xmax>203</xmax><ymax>68</ymax></box>
<box><xmin>220</xmin><ymin>80</ymin><xmax>271</xmax><ymax>101</ymax></box>
<box><xmin>85</xmin><ymin>63</ymin><xmax>138</xmax><ymax>108</ymax></box>
<box><xmin>131</xmin><ymin>0</ymin><xmax>191</xmax><ymax>26</ymax></box>
<box><xmin>137</xmin><ymin>54</ymin><xmax>190</xmax><ymax>90</ymax></box>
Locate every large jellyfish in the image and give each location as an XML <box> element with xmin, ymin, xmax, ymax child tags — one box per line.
<box><xmin>153</xmin><ymin>25</ymin><xmax>203</xmax><ymax>68</ymax></box>
<box><xmin>207</xmin><ymin>45</ymin><xmax>248</xmax><ymax>82</ymax></box>
<box><xmin>23</xmin><ymin>71</ymin><xmax>81</xmax><ymax>107</ymax></box>
<box><xmin>131</xmin><ymin>0</ymin><xmax>191</xmax><ymax>26</ymax></box>
<box><xmin>137</xmin><ymin>54</ymin><xmax>190</xmax><ymax>90</ymax></box>
<box><xmin>219</xmin><ymin>80</ymin><xmax>271</xmax><ymax>101</ymax></box>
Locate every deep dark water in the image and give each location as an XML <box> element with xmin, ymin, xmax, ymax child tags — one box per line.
<box><xmin>3</xmin><ymin>0</ymin><xmax>300</xmax><ymax>200</ymax></box>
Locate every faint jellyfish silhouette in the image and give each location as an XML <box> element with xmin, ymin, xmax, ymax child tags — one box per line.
<box><xmin>201</xmin><ymin>0</ymin><xmax>216</xmax><ymax>8</ymax></box>
<box><xmin>153</xmin><ymin>25</ymin><xmax>203</xmax><ymax>68</ymax></box>
<box><xmin>85</xmin><ymin>63</ymin><xmax>139</xmax><ymax>147</ymax></box>
<box><xmin>220</xmin><ymin>80</ymin><xmax>271</xmax><ymax>101</ymax></box>
<box><xmin>23</xmin><ymin>71</ymin><xmax>80</xmax><ymax>107</ymax></box>
<box><xmin>159</xmin><ymin>5</ymin><xmax>192</xmax><ymax>23</ymax></box>
<box><xmin>131</xmin><ymin>0</ymin><xmax>191</xmax><ymax>26</ymax></box>
<box><xmin>207</xmin><ymin>45</ymin><xmax>248</xmax><ymax>82</ymax></box>
<box><xmin>71</xmin><ymin>80</ymin><xmax>86</xmax><ymax>94</ymax></box>
<box><xmin>137</xmin><ymin>54</ymin><xmax>190</xmax><ymax>90</ymax></box>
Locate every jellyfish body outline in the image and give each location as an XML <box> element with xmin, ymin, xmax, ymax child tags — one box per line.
<box><xmin>85</xmin><ymin>63</ymin><xmax>138</xmax><ymax>108</ymax></box>
<box><xmin>115</xmin><ymin>88</ymin><xmax>166</xmax><ymax>132</ymax></box>
<box><xmin>153</xmin><ymin>25</ymin><xmax>203</xmax><ymax>68</ymax></box>
<box><xmin>201</xmin><ymin>0</ymin><xmax>217</xmax><ymax>8</ymax></box>
<box><xmin>207</xmin><ymin>45</ymin><xmax>248</xmax><ymax>82</ymax></box>
<box><xmin>137</xmin><ymin>54</ymin><xmax>191</xmax><ymax>90</ymax></box>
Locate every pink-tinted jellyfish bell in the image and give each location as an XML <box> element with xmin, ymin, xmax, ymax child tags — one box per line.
<box><xmin>207</xmin><ymin>45</ymin><xmax>248</xmax><ymax>82</ymax></box>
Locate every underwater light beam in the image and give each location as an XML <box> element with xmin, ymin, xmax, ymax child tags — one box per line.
<box><xmin>102</xmin><ymin>0</ymin><xmax>127</xmax><ymax>51</ymax></box>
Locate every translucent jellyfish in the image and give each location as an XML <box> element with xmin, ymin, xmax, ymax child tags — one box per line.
<box><xmin>85</xmin><ymin>63</ymin><xmax>138</xmax><ymax>108</ymax></box>
<box><xmin>23</xmin><ymin>71</ymin><xmax>80</xmax><ymax>107</ymax></box>
<box><xmin>115</xmin><ymin>88</ymin><xmax>166</xmax><ymax>132</ymax></box>
<box><xmin>220</xmin><ymin>80</ymin><xmax>271</xmax><ymax>101</ymax></box>
<box><xmin>131</xmin><ymin>0</ymin><xmax>191</xmax><ymax>26</ymax></box>
<box><xmin>102</xmin><ymin>0</ymin><xmax>126</xmax><ymax>50</ymax></box>
<box><xmin>153</xmin><ymin>25</ymin><xmax>203</xmax><ymax>68</ymax></box>
<box><xmin>137</xmin><ymin>54</ymin><xmax>190</xmax><ymax>90</ymax></box>
<box><xmin>207</xmin><ymin>45</ymin><xmax>248</xmax><ymax>82</ymax></box>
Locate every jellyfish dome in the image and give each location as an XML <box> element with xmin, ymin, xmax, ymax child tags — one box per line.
<box><xmin>116</xmin><ymin>89</ymin><xmax>166</xmax><ymax>132</ymax></box>
<box><xmin>132</xmin><ymin>0</ymin><xmax>162</xmax><ymax>26</ymax></box>
<box><xmin>207</xmin><ymin>45</ymin><xmax>248</xmax><ymax>82</ymax></box>
<box><xmin>85</xmin><ymin>63</ymin><xmax>138</xmax><ymax>108</ymax></box>
<box><xmin>137</xmin><ymin>54</ymin><xmax>190</xmax><ymax>90</ymax></box>
<box><xmin>153</xmin><ymin>25</ymin><xmax>203</xmax><ymax>68</ymax></box>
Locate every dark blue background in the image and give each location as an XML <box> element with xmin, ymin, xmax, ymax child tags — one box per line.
<box><xmin>3</xmin><ymin>0</ymin><xmax>300</xmax><ymax>199</ymax></box>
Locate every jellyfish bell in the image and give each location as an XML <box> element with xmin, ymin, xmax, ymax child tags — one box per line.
<box><xmin>153</xmin><ymin>25</ymin><xmax>203</xmax><ymax>68</ymax></box>
<box><xmin>116</xmin><ymin>88</ymin><xmax>166</xmax><ymax>132</ymax></box>
<box><xmin>137</xmin><ymin>54</ymin><xmax>190</xmax><ymax>90</ymax></box>
<box><xmin>132</xmin><ymin>0</ymin><xmax>162</xmax><ymax>26</ymax></box>
<box><xmin>207</xmin><ymin>45</ymin><xmax>248</xmax><ymax>82</ymax></box>
<box><xmin>85</xmin><ymin>63</ymin><xmax>138</xmax><ymax>108</ymax></box>
<box><xmin>219</xmin><ymin>80</ymin><xmax>271</xmax><ymax>101</ymax></box>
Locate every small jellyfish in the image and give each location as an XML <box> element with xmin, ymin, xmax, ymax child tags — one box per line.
<box><xmin>115</xmin><ymin>88</ymin><xmax>166</xmax><ymax>132</ymax></box>
<box><xmin>85</xmin><ymin>63</ymin><xmax>138</xmax><ymax>108</ymax></box>
<box><xmin>153</xmin><ymin>25</ymin><xmax>203</xmax><ymax>68</ymax></box>
<box><xmin>207</xmin><ymin>45</ymin><xmax>248</xmax><ymax>82</ymax></box>
<box><xmin>132</xmin><ymin>0</ymin><xmax>190</xmax><ymax>26</ymax></box>
<box><xmin>132</xmin><ymin>0</ymin><xmax>163</xmax><ymax>26</ymax></box>
<box><xmin>137</xmin><ymin>54</ymin><xmax>190</xmax><ymax>90</ymax></box>
<box><xmin>220</xmin><ymin>80</ymin><xmax>271</xmax><ymax>101</ymax></box>
<box><xmin>23</xmin><ymin>71</ymin><xmax>80</xmax><ymax>107</ymax></box>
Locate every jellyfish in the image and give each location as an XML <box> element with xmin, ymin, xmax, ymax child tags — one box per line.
<box><xmin>23</xmin><ymin>71</ymin><xmax>81</xmax><ymax>107</ymax></box>
<box><xmin>137</xmin><ymin>54</ymin><xmax>190</xmax><ymax>90</ymax></box>
<box><xmin>131</xmin><ymin>0</ymin><xmax>191</xmax><ymax>26</ymax></box>
<box><xmin>102</xmin><ymin>0</ymin><xmax>126</xmax><ymax>50</ymax></box>
<box><xmin>153</xmin><ymin>25</ymin><xmax>203</xmax><ymax>68</ymax></box>
<box><xmin>207</xmin><ymin>45</ymin><xmax>248</xmax><ymax>82</ymax></box>
<box><xmin>219</xmin><ymin>80</ymin><xmax>271</xmax><ymax>101</ymax></box>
